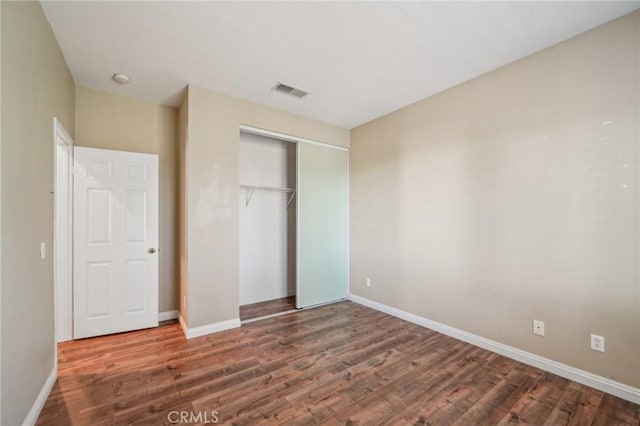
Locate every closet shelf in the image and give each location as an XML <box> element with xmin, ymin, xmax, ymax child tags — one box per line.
<box><xmin>240</xmin><ymin>184</ymin><xmax>296</xmax><ymax>208</ymax></box>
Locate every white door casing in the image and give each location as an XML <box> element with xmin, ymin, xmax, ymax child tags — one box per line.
<box><xmin>54</xmin><ymin>118</ymin><xmax>74</xmax><ymax>342</ymax></box>
<box><xmin>73</xmin><ymin>147</ymin><xmax>158</xmax><ymax>339</ymax></box>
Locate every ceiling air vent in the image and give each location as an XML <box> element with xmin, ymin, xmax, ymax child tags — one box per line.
<box><xmin>272</xmin><ymin>82</ymin><xmax>308</xmax><ymax>98</ymax></box>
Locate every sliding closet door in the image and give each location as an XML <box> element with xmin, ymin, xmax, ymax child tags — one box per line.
<box><xmin>297</xmin><ymin>142</ymin><xmax>348</xmax><ymax>308</ymax></box>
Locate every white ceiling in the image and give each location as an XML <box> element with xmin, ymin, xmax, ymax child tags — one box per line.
<box><xmin>42</xmin><ymin>1</ymin><xmax>639</xmax><ymax>129</ymax></box>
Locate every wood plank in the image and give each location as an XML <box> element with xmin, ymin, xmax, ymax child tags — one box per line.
<box><xmin>497</xmin><ymin>371</ymin><xmax>571</xmax><ymax>424</ymax></box>
<box><xmin>591</xmin><ymin>393</ymin><xmax>640</xmax><ymax>426</ymax></box>
<box><xmin>451</xmin><ymin>362</ymin><xmax>540</xmax><ymax>425</ymax></box>
<box><xmin>398</xmin><ymin>352</ymin><xmax>510</xmax><ymax>424</ymax></box>
<box><xmin>544</xmin><ymin>381</ymin><xmax>605</xmax><ymax>425</ymax></box>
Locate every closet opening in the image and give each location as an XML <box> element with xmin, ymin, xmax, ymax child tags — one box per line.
<box><xmin>239</xmin><ymin>131</ymin><xmax>298</xmax><ymax>322</ymax></box>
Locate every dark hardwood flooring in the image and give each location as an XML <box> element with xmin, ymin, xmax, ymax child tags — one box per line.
<box><xmin>37</xmin><ymin>301</ymin><xmax>639</xmax><ymax>425</ymax></box>
<box><xmin>240</xmin><ymin>295</ymin><xmax>297</xmax><ymax>321</ymax></box>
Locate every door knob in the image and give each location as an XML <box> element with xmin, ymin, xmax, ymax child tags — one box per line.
<box><xmin>148</xmin><ymin>247</ymin><xmax>157</xmax><ymax>254</ymax></box>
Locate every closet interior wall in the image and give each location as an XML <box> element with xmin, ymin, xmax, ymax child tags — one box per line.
<box><xmin>239</xmin><ymin>132</ymin><xmax>296</xmax><ymax>305</ymax></box>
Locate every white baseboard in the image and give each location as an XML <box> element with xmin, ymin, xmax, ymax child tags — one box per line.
<box><xmin>348</xmin><ymin>293</ymin><xmax>640</xmax><ymax>404</ymax></box>
<box><xmin>158</xmin><ymin>310</ymin><xmax>179</xmax><ymax>321</ymax></box>
<box><xmin>178</xmin><ymin>315</ymin><xmax>241</xmax><ymax>339</ymax></box>
<box><xmin>22</xmin><ymin>365</ymin><xmax>57</xmax><ymax>426</ymax></box>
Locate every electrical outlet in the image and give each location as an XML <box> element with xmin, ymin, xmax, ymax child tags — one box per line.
<box><xmin>590</xmin><ymin>334</ymin><xmax>605</xmax><ymax>352</ymax></box>
<box><xmin>365</xmin><ymin>278</ymin><xmax>371</xmax><ymax>288</ymax></box>
<box><xmin>40</xmin><ymin>242</ymin><xmax>47</xmax><ymax>260</ymax></box>
<box><xmin>533</xmin><ymin>320</ymin><xmax>545</xmax><ymax>336</ymax></box>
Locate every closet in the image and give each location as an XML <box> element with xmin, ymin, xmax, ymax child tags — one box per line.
<box><xmin>239</xmin><ymin>131</ymin><xmax>297</xmax><ymax>320</ymax></box>
<box><xmin>238</xmin><ymin>128</ymin><xmax>348</xmax><ymax>322</ymax></box>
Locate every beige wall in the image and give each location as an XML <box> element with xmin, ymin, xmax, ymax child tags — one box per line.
<box><xmin>184</xmin><ymin>86</ymin><xmax>349</xmax><ymax>327</ymax></box>
<box><xmin>1</xmin><ymin>2</ymin><xmax>76</xmax><ymax>424</ymax></box>
<box><xmin>350</xmin><ymin>11</ymin><xmax>639</xmax><ymax>387</ymax></box>
<box><xmin>75</xmin><ymin>86</ymin><xmax>179</xmax><ymax>312</ymax></box>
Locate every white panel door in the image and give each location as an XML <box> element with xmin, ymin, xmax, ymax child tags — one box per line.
<box><xmin>74</xmin><ymin>147</ymin><xmax>159</xmax><ymax>339</ymax></box>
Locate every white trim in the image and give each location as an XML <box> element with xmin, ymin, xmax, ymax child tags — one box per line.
<box><xmin>53</xmin><ymin>118</ymin><xmax>74</xmax><ymax>343</ymax></box>
<box><xmin>345</xmin><ymin>149</ymin><xmax>350</xmax><ymax>304</ymax></box>
<box><xmin>158</xmin><ymin>310</ymin><xmax>179</xmax><ymax>321</ymax></box>
<box><xmin>178</xmin><ymin>315</ymin><xmax>241</xmax><ymax>339</ymax></box>
<box><xmin>348</xmin><ymin>293</ymin><xmax>640</xmax><ymax>404</ymax></box>
<box><xmin>22</xmin><ymin>366</ymin><xmax>57</xmax><ymax>426</ymax></box>
<box><xmin>239</xmin><ymin>125</ymin><xmax>349</xmax><ymax>152</ymax></box>
<box><xmin>0</xmin><ymin>4</ymin><xmax>3</xmax><ymax>416</ymax></box>
<box><xmin>295</xmin><ymin>141</ymin><xmax>300</xmax><ymax>307</ymax></box>
<box><xmin>54</xmin><ymin>117</ymin><xmax>73</xmax><ymax>145</ymax></box>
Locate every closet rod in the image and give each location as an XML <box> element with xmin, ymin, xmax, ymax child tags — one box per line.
<box><xmin>240</xmin><ymin>185</ymin><xmax>296</xmax><ymax>208</ymax></box>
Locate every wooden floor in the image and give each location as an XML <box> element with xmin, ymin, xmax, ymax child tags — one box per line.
<box><xmin>240</xmin><ymin>295</ymin><xmax>297</xmax><ymax>321</ymax></box>
<box><xmin>37</xmin><ymin>301</ymin><xmax>639</xmax><ymax>425</ymax></box>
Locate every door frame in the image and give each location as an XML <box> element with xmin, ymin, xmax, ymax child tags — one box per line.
<box><xmin>238</xmin><ymin>125</ymin><xmax>350</xmax><ymax>309</ymax></box>
<box><xmin>53</xmin><ymin>118</ymin><xmax>74</xmax><ymax>342</ymax></box>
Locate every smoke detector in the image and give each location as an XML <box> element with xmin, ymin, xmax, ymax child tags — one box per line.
<box><xmin>272</xmin><ymin>82</ymin><xmax>308</xmax><ymax>98</ymax></box>
<box><xmin>112</xmin><ymin>73</ymin><xmax>131</xmax><ymax>85</ymax></box>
